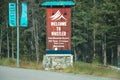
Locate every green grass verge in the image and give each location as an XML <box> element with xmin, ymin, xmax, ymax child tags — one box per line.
<box><xmin>0</xmin><ymin>58</ymin><xmax>16</xmax><ymax>67</ymax></box>
<box><xmin>59</xmin><ymin>62</ymin><xmax>120</xmax><ymax>79</ymax></box>
<box><xmin>20</xmin><ymin>61</ymin><xmax>43</xmax><ymax>70</ymax></box>
<box><xmin>0</xmin><ymin>59</ymin><xmax>120</xmax><ymax>79</ymax></box>
<box><xmin>0</xmin><ymin>58</ymin><xmax>43</xmax><ymax>69</ymax></box>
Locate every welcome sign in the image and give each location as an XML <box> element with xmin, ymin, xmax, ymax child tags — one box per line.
<box><xmin>46</xmin><ymin>8</ymin><xmax>71</xmax><ymax>51</ymax></box>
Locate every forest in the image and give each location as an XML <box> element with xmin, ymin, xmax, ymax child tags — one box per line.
<box><xmin>0</xmin><ymin>0</ymin><xmax>120</xmax><ymax>67</ymax></box>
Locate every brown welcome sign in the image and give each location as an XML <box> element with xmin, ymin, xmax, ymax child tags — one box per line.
<box><xmin>46</xmin><ymin>8</ymin><xmax>71</xmax><ymax>50</ymax></box>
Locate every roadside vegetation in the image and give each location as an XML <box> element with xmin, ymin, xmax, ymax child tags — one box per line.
<box><xmin>0</xmin><ymin>58</ymin><xmax>43</xmax><ymax>70</ymax></box>
<box><xmin>0</xmin><ymin>58</ymin><xmax>120</xmax><ymax>79</ymax></box>
<box><xmin>61</xmin><ymin>62</ymin><xmax>120</xmax><ymax>79</ymax></box>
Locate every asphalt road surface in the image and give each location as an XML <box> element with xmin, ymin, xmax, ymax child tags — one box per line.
<box><xmin>0</xmin><ymin>66</ymin><xmax>118</xmax><ymax>80</ymax></box>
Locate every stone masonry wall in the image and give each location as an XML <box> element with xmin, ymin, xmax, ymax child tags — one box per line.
<box><xmin>43</xmin><ymin>54</ymin><xmax>73</xmax><ymax>70</ymax></box>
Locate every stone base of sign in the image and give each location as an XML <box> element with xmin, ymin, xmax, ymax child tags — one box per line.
<box><xmin>43</xmin><ymin>54</ymin><xmax>73</xmax><ymax>70</ymax></box>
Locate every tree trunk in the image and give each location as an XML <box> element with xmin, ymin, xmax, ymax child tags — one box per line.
<box><xmin>7</xmin><ymin>29</ymin><xmax>10</xmax><ymax>59</ymax></box>
<box><xmin>32</xmin><ymin>8</ymin><xmax>39</xmax><ymax>64</ymax></box>
<box><xmin>74</xmin><ymin>47</ymin><xmax>77</xmax><ymax>62</ymax></box>
<box><xmin>0</xmin><ymin>27</ymin><xmax>2</xmax><ymax>59</ymax></box>
<box><xmin>117</xmin><ymin>45</ymin><xmax>120</xmax><ymax>67</ymax></box>
<box><xmin>7</xmin><ymin>23</ymin><xmax>10</xmax><ymax>59</ymax></box>
<box><xmin>93</xmin><ymin>0</ymin><xmax>96</xmax><ymax>60</ymax></box>
<box><xmin>34</xmin><ymin>19</ymin><xmax>39</xmax><ymax>64</ymax></box>
<box><xmin>111</xmin><ymin>47</ymin><xmax>114</xmax><ymax>65</ymax></box>
<box><xmin>12</xmin><ymin>28</ymin><xmax>14</xmax><ymax>59</ymax></box>
<box><xmin>103</xmin><ymin>34</ymin><xmax>107</xmax><ymax>66</ymax></box>
<box><xmin>93</xmin><ymin>28</ymin><xmax>96</xmax><ymax>58</ymax></box>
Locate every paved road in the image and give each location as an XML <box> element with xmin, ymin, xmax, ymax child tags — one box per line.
<box><xmin>0</xmin><ymin>66</ymin><xmax>118</xmax><ymax>80</ymax></box>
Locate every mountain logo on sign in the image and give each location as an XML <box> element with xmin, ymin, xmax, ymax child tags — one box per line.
<box><xmin>50</xmin><ymin>10</ymin><xmax>67</xmax><ymax>21</ymax></box>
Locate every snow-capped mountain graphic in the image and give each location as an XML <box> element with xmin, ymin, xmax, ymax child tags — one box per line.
<box><xmin>50</xmin><ymin>10</ymin><xmax>67</xmax><ymax>21</ymax></box>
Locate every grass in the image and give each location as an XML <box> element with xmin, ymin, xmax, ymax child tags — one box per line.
<box><xmin>0</xmin><ymin>59</ymin><xmax>120</xmax><ymax>79</ymax></box>
<box><xmin>20</xmin><ymin>61</ymin><xmax>43</xmax><ymax>70</ymax></box>
<box><xmin>0</xmin><ymin>58</ymin><xmax>43</xmax><ymax>70</ymax></box>
<box><xmin>58</xmin><ymin>62</ymin><xmax>120</xmax><ymax>79</ymax></box>
<box><xmin>0</xmin><ymin>58</ymin><xmax>16</xmax><ymax>67</ymax></box>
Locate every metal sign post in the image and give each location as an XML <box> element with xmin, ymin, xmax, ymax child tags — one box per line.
<box><xmin>9</xmin><ymin>0</ymin><xmax>28</xmax><ymax>67</ymax></box>
<box><xmin>16</xmin><ymin>0</ymin><xmax>20</xmax><ymax>67</ymax></box>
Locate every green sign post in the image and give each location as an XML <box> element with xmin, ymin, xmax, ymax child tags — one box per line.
<box><xmin>9</xmin><ymin>1</ymin><xmax>20</xmax><ymax>67</ymax></box>
<box><xmin>16</xmin><ymin>0</ymin><xmax>20</xmax><ymax>67</ymax></box>
<box><xmin>9</xmin><ymin>0</ymin><xmax>28</xmax><ymax>67</ymax></box>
